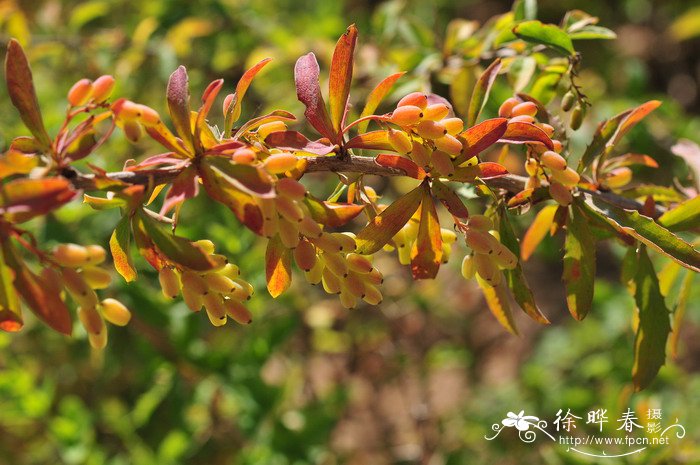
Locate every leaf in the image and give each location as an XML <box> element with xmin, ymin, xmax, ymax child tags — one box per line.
<box><xmin>569</xmin><ymin>25</ymin><xmax>617</xmax><ymax>40</ymax></box>
<box><xmin>160</xmin><ymin>165</ymin><xmax>199</xmax><ymax>215</ymax></box>
<box><xmin>355</xmin><ymin>184</ymin><xmax>424</xmax><ymax>254</ymax></box>
<box><xmin>204</xmin><ymin>157</ymin><xmax>275</xmax><ymax>198</ymax></box>
<box><xmin>521</xmin><ymin>204</ymin><xmax>558</xmax><ymax>260</ymax></box>
<box><xmin>578</xmin><ymin>110</ymin><xmax>630</xmax><ymax>171</ymax></box>
<box><xmin>358</xmin><ymin>72</ymin><xmax>405</xmax><ymax>133</ymax></box>
<box><xmin>0</xmin><ymin>178</ymin><xmax>76</xmax><ymax>223</ymax></box>
<box><xmin>194</xmin><ymin>79</ymin><xmax>223</xmax><ymax>151</ymax></box>
<box><xmin>233</xmin><ymin>110</ymin><xmax>296</xmax><ymax>139</ymax></box>
<box><xmin>451</xmin><ymin>162</ymin><xmax>509</xmax><ymax>182</ymax></box>
<box><xmin>498</xmin><ymin>207</ymin><xmax>550</xmax><ymax>324</ymax></box>
<box><xmin>513</xmin><ymin>21</ymin><xmax>575</xmax><ymax>55</ymax></box>
<box><xmin>581</xmin><ymin>193</ymin><xmax>700</xmax><ymax>272</ymax></box>
<box><xmin>84</xmin><ymin>194</ymin><xmax>127</xmax><ymax>211</ymax></box>
<box><xmin>467</xmin><ymin>58</ymin><xmax>502</xmax><ymax>127</ymax></box>
<box><xmin>608</xmin><ymin>100</ymin><xmax>661</xmax><ymax>149</ymax></box>
<box><xmin>138</xmin><ymin>211</ymin><xmax>216</xmax><ymax>272</ymax></box>
<box><xmin>670</xmin><ymin>271</ymin><xmax>693</xmax><ymax>359</ymax></box>
<box><xmin>529</xmin><ymin>72</ymin><xmax>562</xmax><ymax>105</ymax></box>
<box><xmin>376</xmin><ymin>154</ymin><xmax>426</xmax><ymax>180</ymax></box>
<box><xmin>498</xmin><ymin>122</ymin><xmax>554</xmax><ymax>149</ymax></box>
<box><xmin>227</xmin><ymin>58</ymin><xmax>272</xmax><ymax>127</ymax></box>
<box><xmin>199</xmin><ymin>161</ymin><xmax>264</xmax><ymax>234</ymax></box>
<box><xmin>329</xmin><ymin>24</ymin><xmax>358</xmax><ymax>133</ymax></box>
<box><xmin>345</xmin><ymin>130</ymin><xmax>393</xmax><ymax>151</ymax></box>
<box><xmin>0</xmin><ymin>149</ymin><xmax>38</xmax><ymax>178</ymax></box>
<box><xmin>0</xmin><ymin>245</ymin><xmax>22</xmax><ymax>332</ymax></box>
<box><xmin>431</xmin><ymin>180</ymin><xmax>469</xmax><ymax>219</ymax></box>
<box><xmin>605</xmin><ymin>153</ymin><xmax>658</xmax><ymax>169</ymax></box>
<box><xmin>4</xmin><ymin>39</ymin><xmax>52</xmax><ymax>147</ymax></box>
<box><xmin>477</xmin><ymin>276</ymin><xmax>518</xmax><ymax>335</ymax></box>
<box><xmin>303</xmin><ymin>195</ymin><xmax>365</xmax><ymax>227</ymax></box>
<box><xmin>512</xmin><ymin>0</ymin><xmax>537</xmax><ymax>21</ymax></box>
<box><xmin>2</xmin><ymin>240</ymin><xmax>71</xmax><ymax>335</ymax></box>
<box><xmin>167</xmin><ymin>66</ymin><xmax>194</xmax><ymax>152</ymax></box>
<box><xmin>563</xmin><ymin>200</ymin><xmax>596</xmax><ymax>320</ymax></box>
<box><xmin>455</xmin><ymin>117</ymin><xmax>508</xmax><ymax>164</ymax></box>
<box><xmin>264</xmin><ymin>131</ymin><xmax>335</xmax><ymax>155</ymax></box>
<box><xmin>110</xmin><ymin>215</ymin><xmax>137</xmax><ymax>282</ymax></box>
<box><xmin>266</xmin><ymin>234</ymin><xmax>292</xmax><ymax>298</ymax></box>
<box><xmin>410</xmin><ymin>188</ymin><xmax>442</xmax><ymax>279</ymax></box>
<box><xmin>658</xmin><ymin>195</ymin><xmax>700</xmax><ymax>232</ymax></box>
<box><xmin>294</xmin><ymin>52</ymin><xmax>337</xmax><ymax>143</ymax></box>
<box><xmin>632</xmin><ymin>247</ymin><xmax>671</xmax><ymax>391</ymax></box>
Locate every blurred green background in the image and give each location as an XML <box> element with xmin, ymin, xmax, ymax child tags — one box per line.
<box><xmin>1</xmin><ymin>0</ymin><xmax>699</xmax><ymax>464</ymax></box>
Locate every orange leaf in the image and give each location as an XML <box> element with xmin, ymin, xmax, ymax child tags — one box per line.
<box><xmin>451</xmin><ymin>162</ymin><xmax>508</xmax><ymax>182</ymax></box>
<box><xmin>477</xmin><ymin>276</ymin><xmax>518</xmax><ymax>335</ymax></box>
<box><xmin>376</xmin><ymin>154</ymin><xmax>426</xmax><ymax>179</ymax></box>
<box><xmin>110</xmin><ymin>215</ymin><xmax>137</xmax><ymax>282</ymax></box>
<box><xmin>226</xmin><ymin>58</ymin><xmax>272</xmax><ymax>127</ymax></box>
<box><xmin>431</xmin><ymin>180</ymin><xmax>469</xmax><ymax>219</ymax></box>
<box><xmin>194</xmin><ymin>79</ymin><xmax>223</xmax><ymax>151</ymax></box>
<box><xmin>266</xmin><ymin>234</ymin><xmax>292</xmax><ymax>298</ymax></box>
<box><xmin>357</xmin><ymin>72</ymin><xmax>405</xmax><ymax>133</ymax></box>
<box><xmin>455</xmin><ymin>118</ymin><xmax>508</xmax><ymax>164</ymax></box>
<box><xmin>410</xmin><ymin>188</ymin><xmax>442</xmax><ymax>279</ymax></box>
<box><xmin>345</xmin><ymin>130</ymin><xmax>393</xmax><ymax>151</ymax></box>
<box><xmin>521</xmin><ymin>204</ymin><xmax>558</xmax><ymax>261</ymax></box>
<box><xmin>499</xmin><ymin>121</ymin><xmax>554</xmax><ymax>149</ymax></box>
<box><xmin>0</xmin><ymin>178</ymin><xmax>76</xmax><ymax>223</ymax></box>
<box><xmin>609</xmin><ymin>100</ymin><xmax>661</xmax><ymax>149</ymax></box>
<box><xmin>329</xmin><ymin>24</ymin><xmax>358</xmax><ymax>133</ymax></box>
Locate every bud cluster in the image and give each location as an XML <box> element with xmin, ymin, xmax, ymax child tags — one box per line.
<box><xmin>111</xmin><ymin>99</ymin><xmax>162</xmax><ymax>142</ymax></box>
<box><xmin>459</xmin><ymin>215</ymin><xmax>517</xmax><ymax>287</ymax></box>
<box><xmin>388</xmin><ymin>209</ymin><xmax>457</xmax><ymax>265</ymax></box>
<box><xmin>386</xmin><ymin>92</ymin><xmax>465</xmax><ymax>176</ymax></box>
<box><xmin>156</xmin><ymin>240</ymin><xmax>253</xmax><ymax>327</ymax></box>
<box><xmin>50</xmin><ymin>243</ymin><xmax>131</xmax><ymax>349</ymax></box>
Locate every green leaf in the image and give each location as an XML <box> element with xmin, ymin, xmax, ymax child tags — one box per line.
<box><xmin>569</xmin><ymin>25</ymin><xmax>617</xmax><ymax>40</ymax></box>
<box><xmin>581</xmin><ymin>193</ymin><xmax>700</xmax><ymax>272</ymax></box>
<box><xmin>578</xmin><ymin>111</ymin><xmax>630</xmax><ymax>171</ymax></box>
<box><xmin>4</xmin><ymin>39</ymin><xmax>52</xmax><ymax>148</ymax></box>
<box><xmin>512</xmin><ymin>0</ymin><xmax>537</xmax><ymax>21</ymax></box>
<box><xmin>266</xmin><ymin>234</ymin><xmax>292</xmax><ymax>298</ymax></box>
<box><xmin>84</xmin><ymin>194</ymin><xmax>127</xmax><ymax>211</ymax></box>
<box><xmin>529</xmin><ymin>72</ymin><xmax>562</xmax><ymax>105</ymax></box>
<box><xmin>329</xmin><ymin>24</ymin><xmax>358</xmax><ymax>133</ymax></box>
<box><xmin>632</xmin><ymin>247</ymin><xmax>671</xmax><ymax>391</ymax></box>
<box><xmin>410</xmin><ymin>188</ymin><xmax>442</xmax><ymax>279</ymax></box>
<box><xmin>669</xmin><ymin>271</ymin><xmax>694</xmax><ymax>359</ymax></box>
<box><xmin>138</xmin><ymin>211</ymin><xmax>216</xmax><ymax>272</ymax></box>
<box><xmin>110</xmin><ymin>215</ymin><xmax>137</xmax><ymax>282</ymax></box>
<box><xmin>563</xmin><ymin>200</ymin><xmax>596</xmax><ymax>320</ymax></box>
<box><xmin>513</xmin><ymin>21</ymin><xmax>575</xmax><ymax>55</ymax></box>
<box><xmin>467</xmin><ymin>58</ymin><xmax>502</xmax><ymax>127</ymax></box>
<box><xmin>355</xmin><ymin>184</ymin><xmax>424</xmax><ymax>254</ymax></box>
<box><xmin>658</xmin><ymin>195</ymin><xmax>700</xmax><ymax>232</ymax></box>
<box><xmin>498</xmin><ymin>207</ymin><xmax>550</xmax><ymax>324</ymax></box>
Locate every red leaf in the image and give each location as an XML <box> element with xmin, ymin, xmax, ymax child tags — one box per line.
<box><xmin>265</xmin><ymin>131</ymin><xmax>336</xmax><ymax>155</ymax></box>
<box><xmin>266</xmin><ymin>234</ymin><xmax>292</xmax><ymax>298</ymax></box>
<box><xmin>0</xmin><ymin>178</ymin><xmax>76</xmax><ymax>223</ymax></box>
<box><xmin>410</xmin><ymin>188</ymin><xmax>442</xmax><ymax>279</ymax></box>
<box><xmin>304</xmin><ymin>195</ymin><xmax>365</xmax><ymax>227</ymax></box>
<box><xmin>432</xmin><ymin>180</ymin><xmax>469</xmax><ymax>219</ymax></box>
<box><xmin>226</xmin><ymin>58</ymin><xmax>272</xmax><ymax>128</ymax></box>
<box><xmin>499</xmin><ymin>121</ymin><xmax>554</xmax><ymax>149</ymax></box>
<box><xmin>345</xmin><ymin>130</ymin><xmax>393</xmax><ymax>151</ymax></box>
<box><xmin>161</xmin><ymin>165</ymin><xmax>199</xmax><ymax>215</ymax></box>
<box><xmin>329</xmin><ymin>24</ymin><xmax>358</xmax><ymax>133</ymax></box>
<box><xmin>294</xmin><ymin>52</ymin><xmax>337</xmax><ymax>143</ymax></box>
<box><xmin>455</xmin><ymin>118</ymin><xmax>508</xmax><ymax>164</ymax></box>
<box><xmin>203</xmin><ymin>157</ymin><xmax>275</xmax><ymax>198</ymax></box>
<box><xmin>194</xmin><ymin>79</ymin><xmax>224</xmax><ymax>151</ymax></box>
<box><xmin>167</xmin><ymin>66</ymin><xmax>195</xmax><ymax>152</ymax></box>
<box><xmin>357</xmin><ymin>72</ymin><xmax>405</xmax><ymax>133</ymax></box>
<box><xmin>451</xmin><ymin>162</ymin><xmax>508</xmax><ymax>182</ymax></box>
<box><xmin>376</xmin><ymin>154</ymin><xmax>426</xmax><ymax>179</ymax></box>
<box><xmin>4</xmin><ymin>40</ymin><xmax>51</xmax><ymax>148</ymax></box>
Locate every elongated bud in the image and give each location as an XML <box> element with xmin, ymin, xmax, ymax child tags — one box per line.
<box><xmin>264</xmin><ymin>152</ymin><xmax>298</xmax><ymax>174</ymax></box>
<box><xmin>441</xmin><ymin>242</ymin><xmax>452</xmax><ymax>264</ymax></box>
<box><xmin>498</xmin><ymin>97</ymin><xmax>519</xmax><ymax>118</ymax></box>
<box><xmin>137</xmin><ymin>105</ymin><xmax>161</xmax><ymax>126</ymax></box>
<box><xmin>431</xmin><ymin>150</ymin><xmax>455</xmax><ymax>176</ymax></box>
<box><xmin>465</xmin><ymin>229</ymin><xmax>498</xmax><ymax>255</ymax></box>
<box><xmin>305</xmin><ymin>259</ymin><xmax>324</xmax><ymax>284</ymax></box>
<box><xmin>467</xmin><ymin>215</ymin><xmax>493</xmax><ymax>231</ymax></box>
<box><xmin>526</xmin><ymin>176</ymin><xmax>541</xmax><ymax>190</ymax></box>
<box><xmin>398</xmin><ymin>92</ymin><xmax>428</xmax><ymax>109</ymax></box>
<box><xmin>275</xmin><ymin>196</ymin><xmax>305</xmax><ymax>223</ymax></box>
<box><xmin>440</xmin><ymin>228</ymin><xmax>457</xmax><ymax>244</ymax></box>
<box><xmin>181</xmin><ymin>271</ymin><xmax>208</xmax><ymax>295</ymax></box>
<box><xmin>294</xmin><ymin>240</ymin><xmax>317</xmax><ymax>271</ymax></box>
<box><xmin>278</xmin><ymin>217</ymin><xmax>301</xmax><ymax>248</ymax></box>
<box><xmin>474</xmin><ymin>253</ymin><xmax>501</xmax><ymax>286</ymax></box>
<box><xmin>397</xmin><ymin>242</ymin><xmax>412</xmax><ymax>265</ymax></box>
<box><xmin>540</xmin><ymin>151</ymin><xmax>567</xmax><ymax>171</ymax></box>
<box><xmin>68</xmin><ymin>79</ymin><xmax>93</xmax><ymax>106</ymax></box>
<box><xmin>550</xmin><ymin>166</ymin><xmax>580</xmax><ymax>186</ymax></box>
<box><xmin>366</xmin><ymin>268</ymin><xmax>384</xmax><ymax>285</ymax></box>
<box><xmin>511</xmin><ymin>101</ymin><xmax>537</xmax><ymax>117</ymax></box>
<box><xmin>85</xmin><ymin>245</ymin><xmax>106</xmax><ymax>264</ymax></box>
<box><xmin>310</xmin><ymin>232</ymin><xmax>343</xmax><ymax>253</ymax></box>
<box><xmin>276</xmin><ymin>178</ymin><xmax>307</xmax><ymax>200</ymax></box>
<box><xmin>433</xmin><ymin>134</ymin><xmax>462</xmax><ymax>156</ymax></box>
<box><xmin>442</xmin><ymin>117</ymin><xmax>464</xmax><ymax>135</ymax></box>
<box><xmin>423</xmin><ymin>103</ymin><xmax>450</xmax><ymax>121</ymax></box>
<box><xmin>331</xmin><ymin>232</ymin><xmax>356</xmax><ymax>252</ymax></box>
<box><xmin>603</xmin><ymin>167</ymin><xmax>633</xmax><ymax>188</ymax></box>
<box><xmin>461</xmin><ymin>254</ymin><xmax>476</xmax><ymax>279</ymax></box>
<box><xmin>322</xmin><ymin>268</ymin><xmax>342</xmax><ymax>294</ymax></box>
<box><xmin>88</xmin><ymin>331</ymin><xmax>108</xmax><ymax>349</ymax></box>
<box><xmin>561</xmin><ymin>91</ymin><xmax>575</xmax><ymax>112</ymax></box>
<box><xmin>390</xmin><ymin>105</ymin><xmax>423</xmax><ymax>126</ymax></box>
<box><xmin>159</xmin><ymin>267</ymin><xmax>181</xmax><ymax>299</ymax></box>
<box><xmin>549</xmin><ymin>181</ymin><xmax>573</xmax><ymax>206</ymax></box>
<box><xmin>492</xmin><ymin>243</ymin><xmax>518</xmax><ymax>270</ymax></box>
<box><xmin>299</xmin><ymin>215</ymin><xmax>323</xmax><ymax>238</ymax></box>
<box><xmin>203</xmin><ymin>293</ymin><xmax>227</xmax><ymax>326</ymax></box>
<box><xmin>552</xmin><ymin>140</ymin><xmax>563</xmax><ymax>153</ymax></box>
<box><xmin>202</xmin><ymin>273</ymin><xmax>238</xmax><ymax>294</ymax></box>
<box><xmin>123</xmin><ymin>120</ymin><xmax>143</xmax><ymax>142</ymax></box>
<box><xmin>224</xmin><ymin>299</ymin><xmax>253</xmax><ymax>324</ymax></box>
<box><xmin>362</xmin><ymin>284</ymin><xmax>383</xmax><ymax>305</ymax></box>
<box><xmin>232</xmin><ymin>148</ymin><xmax>256</xmax><ymax>164</ymax></box>
<box><xmin>346</xmin><ymin>253</ymin><xmax>373</xmax><ymax>273</ymax></box>
<box><xmin>62</xmin><ymin>268</ymin><xmax>98</xmax><ymax>308</ymax></box>
<box><xmin>80</xmin><ymin>266</ymin><xmax>112</xmax><ymax>289</ymax></box>
<box><xmin>570</xmin><ymin>105</ymin><xmax>584</xmax><ymax>130</ymax></box>
<box><xmin>323</xmin><ymin>252</ymin><xmax>349</xmax><ymax>278</ymax></box>
<box><xmin>410</xmin><ymin>141</ymin><xmax>431</xmax><ymax>168</ymax></box>
<box><xmin>388</xmin><ymin>128</ymin><xmax>413</xmax><ymax>154</ymax></box>
<box><xmin>416</xmin><ymin>120</ymin><xmax>447</xmax><ymax>140</ymax></box>
<box><xmin>344</xmin><ymin>272</ymin><xmax>366</xmax><ymax>298</ymax></box>
<box><xmin>509</xmin><ymin>114</ymin><xmax>535</xmax><ymax>124</ymax></box>
<box><xmin>182</xmin><ymin>284</ymin><xmax>202</xmax><ymax>311</ymax></box>
<box><xmin>100</xmin><ymin>298</ymin><xmax>131</xmax><ymax>326</ymax></box>
<box><xmin>91</xmin><ymin>75</ymin><xmax>115</xmax><ymax>102</ymax></box>
<box><xmin>78</xmin><ymin>305</ymin><xmax>104</xmax><ymax>335</ymax></box>
<box><xmin>220</xmin><ymin>263</ymin><xmax>240</xmax><ymax>280</ymax></box>
<box><xmin>258</xmin><ymin>121</ymin><xmax>288</xmax><ymax>139</ymax></box>
<box><xmin>339</xmin><ymin>286</ymin><xmax>357</xmax><ymax>309</ymax></box>
<box><xmin>229</xmin><ymin>279</ymin><xmax>253</xmax><ymax>301</ymax></box>
<box><xmin>53</xmin><ymin>243</ymin><xmax>90</xmax><ymax>267</ymax></box>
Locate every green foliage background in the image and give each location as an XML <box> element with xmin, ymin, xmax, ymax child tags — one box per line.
<box><xmin>1</xmin><ymin>0</ymin><xmax>699</xmax><ymax>463</ymax></box>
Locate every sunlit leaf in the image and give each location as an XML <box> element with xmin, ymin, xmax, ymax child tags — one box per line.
<box><xmin>110</xmin><ymin>215</ymin><xmax>137</xmax><ymax>282</ymax></box>
<box><xmin>410</xmin><ymin>188</ymin><xmax>442</xmax><ymax>279</ymax></box>
<box><xmin>358</xmin><ymin>72</ymin><xmax>405</xmax><ymax>133</ymax></box>
<box><xmin>294</xmin><ymin>52</ymin><xmax>337</xmax><ymax>142</ymax></box>
<box><xmin>194</xmin><ymin>79</ymin><xmax>223</xmax><ymax>151</ymax></box>
<box><xmin>451</xmin><ymin>162</ymin><xmax>509</xmax><ymax>182</ymax></box>
<box><xmin>632</xmin><ymin>247</ymin><xmax>671</xmax><ymax>391</ymax></box>
<box><xmin>304</xmin><ymin>195</ymin><xmax>365</xmax><ymax>227</ymax></box>
<box><xmin>578</xmin><ymin>110</ymin><xmax>630</xmax><ymax>171</ymax></box>
<box><xmin>375</xmin><ymin>154</ymin><xmax>426</xmax><ymax>180</ymax></box>
<box><xmin>0</xmin><ymin>178</ymin><xmax>76</xmax><ymax>223</ymax></box>
<box><xmin>345</xmin><ymin>130</ymin><xmax>393</xmax><ymax>151</ymax></box>
<box><xmin>670</xmin><ymin>271</ymin><xmax>693</xmax><ymax>359</ymax></box>
<box><xmin>513</xmin><ymin>21</ymin><xmax>575</xmax><ymax>55</ymax></box>
<box><xmin>356</xmin><ymin>184</ymin><xmax>424</xmax><ymax>254</ymax></box>
<box><xmin>0</xmin><ymin>149</ymin><xmax>37</xmax><ymax>178</ymax></box>
<box><xmin>608</xmin><ymin>100</ymin><xmax>661</xmax><ymax>149</ymax></box>
<box><xmin>167</xmin><ymin>66</ymin><xmax>195</xmax><ymax>152</ymax></box>
<box><xmin>84</xmin><ymin>193</ymin><xmax>127</xmax><ymax>211</ymax></box>
<box><xmin>467</xmin><ymin>58</ymin><xmax>502</xmax><ymax>127</ymax></box>
<box><xmin>563</xmin><ymin>200</ymin><xmax>596</xmax><ymax>320</ymax></box>
<box><xmin>499</xmin><ymin>122</ymin><xmax>554</xmax><ymax>149</ymax></box>
<box><xmin>266</xmin><ymin>234</ymin><xmax>292</xmax><ymax>298</ymax></box>
<box><xmin>477</xmin><ymin>275</ymin><xmax>518</xmax><ymax>335</ymax></box>
<box><xmin>226</xmin><ymin>58</ymin><xmax>272</xmax><ymax>130</ymax></box>
<box><xmin>203</xmin><ymin>157</ymin><xmax>275</xmax><ymax>198</ymax></box>
<box><xmin>329</xmin><ymin>24</ymin><xmax>358</xmax><ymax>133</ymax></box>
<box><xmin>521</xmin><ymin>204</ymin><xmax>558</xmax><ymax>260</ymax></box>
<box><xmin>265</xmin><ymin>131</ymin><xmax>335</xmax><ymax>155</ymax></box>
<box><xmin>658</xmin><ymin>195</ymin><xmax>700</xmax><ymax>232</ymax></box>
<box><xmin>569</xmin><ymin>25</ymin><xmax>617</xmax><ymax>40</ymax></box>
<box><xmin>455</xmin><ymin>118</ymin><xmax>508</xmax><ymax>164</ymax></box>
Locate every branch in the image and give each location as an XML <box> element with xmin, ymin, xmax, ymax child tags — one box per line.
<box><xmin>66</xmin><ymin>155</ymin><xmax>661</xmax><ymax>216</ymax></box>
